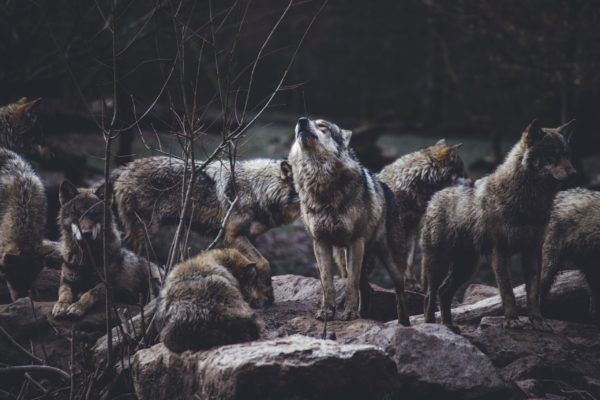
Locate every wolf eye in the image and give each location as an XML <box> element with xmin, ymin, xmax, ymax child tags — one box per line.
<box><xmin>315</xmin><ymin>122</ymin><xmax>327</xmax><ymax>131</ymax></box>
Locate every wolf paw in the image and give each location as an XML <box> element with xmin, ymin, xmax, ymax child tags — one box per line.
<box><xmin>65</xmin><ymin>303</ymin><xmax>85</xmax><ymax>318</ymax></box>
<box><xmin>315</xmin><ymin>306</ymin><xmax>335</xmax><ymax>321</ymax></box>
<box><xmin>502</xmin><ymin>317</ymin><xmax>525</xmax><ymax>330</ymax></box>
<box><xmin>339</xmin><ymin>308</ymin><xmax>360</xmax><ymax>321</ymax></box>
<box><xmin>51</xmin><ymin>302</ymin><xmax>70</xmax><ymax>318</ymax></box>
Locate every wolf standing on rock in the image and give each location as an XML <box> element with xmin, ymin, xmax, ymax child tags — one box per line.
<box><xmin>52</xmin><ymin>181</ymin><xmax>162</xmax><ymax>318</ymax></box>
<box><xmin>378</xmin><ymin>139</ymin><xmax>465</xmax><ymax>284</ymax></box>
<box><xmin>289</xmin><ymin>117</ymin><xmax>409</xmax><ymax>325</ymax></box>
<box><xmin>421</xmin><ymin>119</ymin><xmax>576</xmax><ymax>330</ymax></box>
<box><xmin>541</xmin><ymin>188</ymin><xmax>600</xmax><ymax>323</ymax></box>
<box><xmin>112</xmin><ymin>157</ymin><xmax>300</xmax><ymax>304</ymax></box>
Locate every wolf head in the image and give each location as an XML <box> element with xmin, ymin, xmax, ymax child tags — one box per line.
<box><xmin>521</xmin><ymin>119</ymin><xmax>576</xmax><ymax>181</ymax></box>
<box><xmin>293</xmin><ymin>117</ymin><xmax>352</xmax><ymax>158</ymax></box>
<box><xmin>427</xmin><ymin>139</ymin><xmax>466</xmax><ymax>184</ymax></box>
<box><xmin>215</xmin><ymin>248</ymin><xmax>270</xmax><ymax>308</ymax></box>
<box><xmin>0</xmin><ymin>97</ymin><xmax>41</xmax><ymax>152</ymax></box>
<box><xmin>59</xmin><ymin>180</ymin><xmax>111</xmax><ymax>245</ymax></box>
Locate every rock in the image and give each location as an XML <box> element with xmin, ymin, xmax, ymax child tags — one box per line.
<box><xmin>412</xmin><ymin>270</ymin><xmax>591</xmax><ymax>326</ymax></box>
<box><xmin>352</xmin><ymin>323</ymin><xmax>512</xmax><ymax>399</ymax></box>
<box><xmin>0</xmin><ymin>267</ymin><xmax>61</xmax><ymax>304</ymax></box>
<box><xmin>465</xmin><ymin>316</ymin><xmax>600</xmax><ymax>399</ymax></box>
<box><xmin>132</xmin><ymin>335</ymin><xmax>398</xmax><ymax>400</ymax></box>
<box><xmin>0</xmin><ymin>298</ymin><xmax>48</xmax><ymax>338</ymax></box>
<box><xmin>273</xmin><ymin>274</ymin><xmax>424</xmax><ymax>322</ymax></box>
<box><xmin>462</xmin><ymin>283</ymin><xmax>498</xmax><ymax>305</ymax></box>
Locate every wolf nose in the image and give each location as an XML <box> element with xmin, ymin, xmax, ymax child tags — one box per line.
<box><xmin>297</xmin><ymin>117</ymin><xmax>309</xmax><ymax>129</ymax></box>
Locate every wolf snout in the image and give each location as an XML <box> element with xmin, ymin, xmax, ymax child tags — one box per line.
<box><xmin>297</xmin><ymin>117</ymin><xmax>310</xmax><ymax>130</ymax></box>
<box><xmin>76</xmin><ymin>218</ymin><xmax>102</xmax><ymax>240</ymax></box>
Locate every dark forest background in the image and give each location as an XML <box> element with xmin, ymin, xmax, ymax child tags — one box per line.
<box><xmin>3</xmin><ymin>0</ymin><xmax>600</xmax><ymax>160</ymax></box>
<box><xmin>2</xmin><ymin>0</ymin><xmax>600</xmax><ymax>246</ymax></box>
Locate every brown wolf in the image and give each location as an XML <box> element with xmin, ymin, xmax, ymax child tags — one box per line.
<box><xmin>288</xmin><ymin>117</ymin><xmax>409</xmax><ymax>325</ymax></box>
<box><xmin>155</xmin><ymin>248</ymin><xmax>262</xmax><ymax>352</ymax></box>
<box><xmin>421</xmin><ymin>120</ymin><xmax>576</xmax><ymax>330</ymax></box>
<box><xmin>541</xmin><ymin>188</ymin><xmax>600</xmax><ymax>323</ymax></box>
<box><xmin>52</xmin><ymin>180</ymin><xmax>162</xmax><ymax>318</ymax></box>
<box><xmin>0</xmin><ymin>149</ymin><xmax>48</xmax><ymax>301</ymax></box>
<box><xmin>377</xmin><ymin>139</ymin><xmax>465</xmax><ymax>284</ymax></box>
<box><xmin>112</xmin><ymin>157</ymin><xmax>300</xmax><ymax>304</ymax></box>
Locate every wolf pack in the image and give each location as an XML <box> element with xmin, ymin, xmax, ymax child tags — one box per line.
<box><xmin>0</xmin><ymin>97</ymin><xmax>593</xmax><ymax>353</ymax></box>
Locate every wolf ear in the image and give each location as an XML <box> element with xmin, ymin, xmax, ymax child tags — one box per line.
<box><xmin>558</xmin><ymin>119</ymin><xmax>576</xmax><ymax>142</ymax></box>
<box><xmin>243</xmin><ymin>263</ymin><xmax>258</xmax><ymax>281</ymax></box>
<box><xmin>523</xmin><ymin>119</ymin><xmax>545</xmax><ymax>147</ymax></box>
<box><xmin>341</xmin><ymin>129</ymin><xmax>352</xmax><ymax>147</ymax></box>
<box><xmin>12</xmin><ymin>98</ymin><xmax>41</xmax><ymax>123</ymax></box>
<box><xmin>59</xmin><ymin>180</ymin><xmax>79</xmax><ymax>205</ymax></box>
<box><xmin>94</xmin><ymin>181</ymin><xmax>112</xmax><ymax>203</ymax></box>
<box><xmin>435</xmin><ymin>139</ymin><xmax>447</xmax><ymax>146</ymax></box>
<box><xmin>280</xmin><ymin>161</ymin><xmax>293</xmax><ymax>182</ymax></box>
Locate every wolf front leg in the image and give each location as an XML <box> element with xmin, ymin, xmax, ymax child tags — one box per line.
<box><xmin>491</xmin><ymin>246</ymin><xmax>520</xmax><ymax>328</ymax></box>
<box><xmin>522</xmin><ymin>246</ymin><xmax>549</xmax><ymax>331</ymax></box>
<box><xmin>52</xmin><ymin>274</ymin><xmax>75</xmax><ymax>318</ymax></box>
<box><xmin>65</xmin><ymin>283</ymin><xmax>106</xmax><ymax>318</ymax></box>
<box><xmin>313</xmin><ymin>240</ymin><xmax>336</xmax><ymax>320</ymax></box>
<box><xmin>340</xmin><ymin>238</ymin><xmax>365</xmax><ymax>321</ymax></box>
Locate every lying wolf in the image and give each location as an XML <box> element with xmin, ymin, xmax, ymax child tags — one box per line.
<box><xmin>421</xmin><ymin>119</ymin><xmax>575</xmax><ymax>330</ymax></box>
<box><xmin>52</xmin><ymin>181</ymin><xmax>162</xmax><ymax>318</ymax></box>
<box><xmin>156</xmin><ymin>248</ymin><xmax>263</xmax><ymax>352</ymax></box>
<box><xmin>289</xmin><ymin>117</ymin><xmax>409</xmax><ymax>325</ymax></box>
<box><xmin>112</xmin><ymin>157</ymin><xmax>300</xmax><ymax>304</ymax></box>
<box><xmin>541</xmin><ymin>188</ymin><xmax>600</xmax><ymax>323</ymax></box>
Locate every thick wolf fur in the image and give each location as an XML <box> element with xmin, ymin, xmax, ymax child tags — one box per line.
<box><xmin>421</xmin><ymin>120</ymin><xmax>576</xmax><ymax>330</ymax></box>
<box><xmin>52</xmin><ymin>181</ymin><xmax>162</xmax><ymax>319</ymax></box>
<box><xmin>155</xmin><ymin>248</ymin><xmax>262</xmax><ymax>353</ymax></box>
<box><xmin>541</xmin><ymin>188</ymin><xmax>600</xmax><ymax>323</ymax></box>
<box><xmin>112</xmin><ymin>157</ymin><xmax>299</xmax><ymax>304</ymax></box>
<box><xmin>288</xmin><ymin>117</ymin><xmax>408</xmax><ymax>324</ymax></box>
<box><xmin>377</xmin><ymin>139</ymin><xmax>465</xmax><ymax>283</ymax></box>
<box><xmin>0</xmin><ymin>148</ymin><xmax>48</xmax><ymax>300</ymax></box>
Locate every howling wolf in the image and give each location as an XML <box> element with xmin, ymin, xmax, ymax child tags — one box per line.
<box><xmin>288</xmin><ymin>117</ymin><xmax>409</xmax><ymax>325</ymax></box>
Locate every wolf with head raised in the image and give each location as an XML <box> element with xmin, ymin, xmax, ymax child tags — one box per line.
<box><xmin>288</xmin><ymin>117</ymin><xmax>409</xmax><ymax>325</ymax></box>
<box><xmin>421</xmin><ymin>120</ymin><xmax>576</xmax><ymax>331</ymax></box>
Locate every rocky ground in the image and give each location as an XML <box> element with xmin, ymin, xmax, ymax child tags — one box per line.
<box><xmin>1</xmin><ymin>268</ymin><xmax>598</xmax><ymax>400</ymax></box>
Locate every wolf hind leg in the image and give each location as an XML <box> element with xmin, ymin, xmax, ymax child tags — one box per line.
<box><xmin>313</xmin><ymin>240</ymin><xmax>336</xmax><ymax>320</ymax></box>
<box><xmin>438</xmin><ymin>249</ymin><xmax>476</xmax><ymax>331</ymax></box>
<box><xmin>422</xmin><ymin>250</ymin><xmax>449</xmax><ymax>324</ymax></box>
<box><xmin>333</xmin><ymin>246</ymin><xmax>347</xmax><ymax>278</ymax></box>
<box><xmin>340</xmin><ymin>239</ymin><xmax>365</xmax><ymax>321</ymax></box>
<box><xmin>377</xmin><ymin>245</ymin><xmax>409</xmax><ymax>326</ymax></box>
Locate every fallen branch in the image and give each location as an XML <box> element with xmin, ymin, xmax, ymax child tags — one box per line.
<box><xmin>0</xmin><ymin>326</ymin><xmax>43</xmax><ymax>364</ymax></box>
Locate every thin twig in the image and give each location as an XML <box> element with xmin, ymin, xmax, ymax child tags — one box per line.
<box><xmin>0</xmin><ymin>366</ymin><xmax>70</xmax><ymax>381</ymax></box>
<box><xmin>0</xmin><ymin>326</ymin><xmax>43</xmax><ymax>364</ymax></box>
<box><xmin>206</xmin><ymin>196</ymin><xmax>239</xmax><ymax>250</ymax></box>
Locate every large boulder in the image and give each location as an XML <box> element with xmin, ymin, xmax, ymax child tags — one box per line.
<box><xmin>412</xmin><ymin>270</ymin><xmax>591</xmax><ymax>326</ymax></box>
<box><xmin>466</xmin><ymin>316</ymin><xmax>600</xmax><ymax>399</ymax></box>
<box><xmin>352</xmin><ymin>323</ymin><xmax>512</xmax><ymax>399</ymax></box>
<box><xmin>132</xmin><ymin>335</ymin><xmax>398</xmax><ymax>400</ymax></box>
